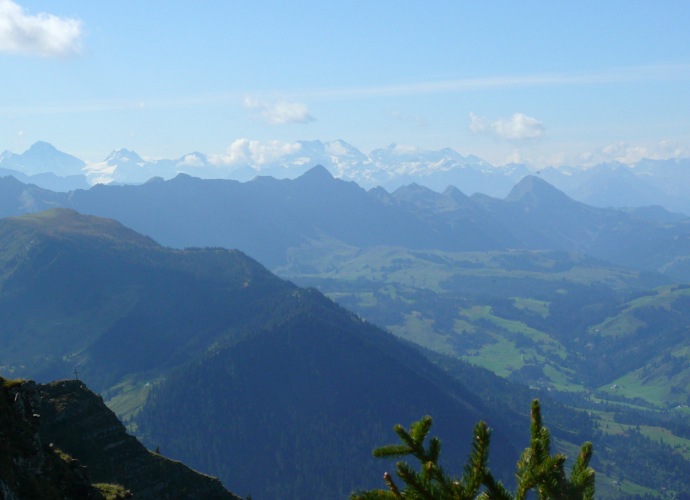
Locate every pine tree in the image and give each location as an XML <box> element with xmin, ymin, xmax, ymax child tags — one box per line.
<box><xmin>351</xmin><ymin>399</ymin><xmax>594</xmax><ymax>499</ymax></box>
<box><xmin>514</xmin><ymin>400</ymin><xmax>595</xmax><ymax>499</ymax></box>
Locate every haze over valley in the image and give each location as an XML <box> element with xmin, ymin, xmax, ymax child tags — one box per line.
<box><xmin>2</xmin><ymin>2</ymin><xmax>690</xmax><ymax>498</ymax></box>
<box><xmin>1</xmin><ymin>163</ymin><xmax>690</xmax><ymax>496</ymax></box>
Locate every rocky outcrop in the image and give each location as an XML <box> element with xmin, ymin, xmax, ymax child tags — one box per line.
<box><xmin>38</xmin><ymin>379</ymin><xmax>240</xmax><ymax>499</ymax></box>
<box><xmin>0</xmin><ymin>377</ymin><xmax>115</xmax><ymax>499</ymax></box>
<box><xmin>0</xmin><ymin>377</ymin><xmax>239</xmax><ymax>499</ymax></box>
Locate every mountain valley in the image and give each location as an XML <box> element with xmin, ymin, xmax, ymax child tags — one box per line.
<box><xmin>0</xmin><ymin>209</ymin><xmax>528</xmax><ymax>498</ymax></box>
<box><xmin>0</xmin><ymin>168</ymin><xmax>689</xmax><ymax>497</ymax></box>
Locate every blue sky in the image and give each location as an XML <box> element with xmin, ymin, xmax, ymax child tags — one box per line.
<box><xmin>2</xmin><ymin>1</ymin><xmax>690</xmax><ymax>167</ymax></box>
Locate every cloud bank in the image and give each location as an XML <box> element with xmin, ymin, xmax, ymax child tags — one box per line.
<box><xmin>470</xmin><ymin>112</ymin><xmax>545</xmax><ymax>141</ymax></box>
<box><xmin>0</xmin><ymin>0</ymin><xmax>83</xmax><ymax>57</ymax></box>
<box><xmin>581</xmin><ymin>140</ymin><xmax>690</xmax><ymax>166</ymax></box>
<box><xmin>244</xmin><ymin>97</ymin><xmax>314</xmax><ymax>125</ymax></box>
<box><xmin>210</xmin><ymin>138</ymin><xmax>302</xmax><ymax>166</ymax></box>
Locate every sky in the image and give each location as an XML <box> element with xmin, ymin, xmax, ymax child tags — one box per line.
<box><xmin>1</xmin><ymin>0</ymin><xmax>690</xmax><ymax>167</ymax></box>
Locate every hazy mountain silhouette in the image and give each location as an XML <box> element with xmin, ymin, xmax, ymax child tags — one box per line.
<box><xmin>0</xmin><ymin>168</ymin><xmax>689</xmax><ymax>278</ymax></box>
<box><xmin>5</xmin><ymin>140</ymin><xmax>690</xmax><ymax>212</ymax></box>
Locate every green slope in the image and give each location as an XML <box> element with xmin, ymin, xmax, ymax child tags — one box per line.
<box><xmin>590</xmin><ymin>285</ymin><xmax>690</xmax><ymax>408</ymax></box>
<box><xmin>282</xmin><ymin>245</ymin><xmax>672</xmax><ymax>392</ymax></box>
<box><xmin>0</xmin><ymin>208</ymin><xmax>294</xmax><ymax>392</ymax></box>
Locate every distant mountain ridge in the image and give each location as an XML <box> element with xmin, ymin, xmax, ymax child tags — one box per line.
<box><xmin>0</xmin><ymin>141</ymin><xmax>85</xmax><ymax>176</ymax></box>
<box><xmin>3</xmin><ymin>141</ymin><xmax>690</xmax><ymax>213</ymax></box>
<box><xmin>0</xmin><ymin>142</ymin><xmax>89</xmax><ymax>191</ymax></box>
<box><xmin>0</xmin><ymin>169</ymin><xmax>689</xmax><ymax>279</ymax></box>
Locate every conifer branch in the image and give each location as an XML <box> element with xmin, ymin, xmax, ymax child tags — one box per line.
<box><xmin>352</xmin><ymin>399</ymin><xmax>595</xmax><ymax>500</ymax></box>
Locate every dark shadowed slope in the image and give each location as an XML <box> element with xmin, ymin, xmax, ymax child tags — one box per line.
<box><xmin>1</xmin><ymin>377</ymin><xmax>239</xmax><ymax>499</ymax></box>
<box><xmin>135</xmin><ymin>289</ymin><xmax>522</xmax><ymax>499</ymax></box>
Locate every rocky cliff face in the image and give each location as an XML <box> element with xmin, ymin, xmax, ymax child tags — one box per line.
<box><xmin>0</xmin><ymin>377</ymin><xmax>116</xmax><ymax>499</ymax></box>
<box><xmin>38</xmin><ymin>379</ymin><xmax>240</xmax><ymax>499</ymax></box>
<box><xmin>0</xmin><ymin>377</ymin><xmax>240</xmax><ymax>499</ymax></box>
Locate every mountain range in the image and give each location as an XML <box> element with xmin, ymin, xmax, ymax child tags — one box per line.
<box><xmin>1</xmin><ymin>208</ymin><xmax>688</xmax><ymax>497</ymax></box>
<box><xmin>1</xmin><ymin>165</ymin><xmax>689</xmax><ymax>281</ymax></box>
<box><xmin>0</xmin><ymin>209</ymin><xmax>533</xmax><ymax>499</ymax></box>
<box><xmin>3</xmin><ymin>140</ymin><xmax>690</xmax><ymax>214</ymax></box>
<box><xmin>1</xmin><ymin>158</ymin><xmax>690</xmax><ymax>495</ymax></box>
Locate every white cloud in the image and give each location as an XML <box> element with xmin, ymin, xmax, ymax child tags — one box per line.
<box><xmin>0</xmin><ymin>0</ymin><xmax>83</xmax><ymax>57</ymax></box>
<box><xmin>470</xmin><ymin>112</ymin><xmax>545</xmax><ymax>141</ymax></box>
<box><xmin>178</xmin><ymin>153</ymin><xmax>205</xmax><ymax>168</ymax></box>
<box><xmin>504</xmin><ymin>150</ymin><xmax>524</xmax><ymax>164</ymax></box>
<box><xmin>600</xmin><ymin>142</ymin><xmax>648</xmax><ymax>164</ymax></box>
<box><xmin>244</xmin><ymin>97</ymin><xmax>314</xmax><ymax>125</ymax></box>
<box><xmin>656</xmin><ymin>140</ymin><xmax>690</xmax><ymax>159</ymax></box>
<box><xmin>209</xmin><ymin>138</ymin><xmax>302</xmax><ymax>166</ymax></box>
<box><xmin>590</xmin><ymin>140</ymin><xmax>690</xmax><ymax>165</ymax></box>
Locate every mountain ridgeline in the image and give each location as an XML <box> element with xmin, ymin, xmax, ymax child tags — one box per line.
<box><xmin>0</xmin><ymin>208</ymin><xmax>292</xmax><ymax>387</ymax></box>
<box><xmin>1</xmin><ymin>167</ymin><xmax>690</xmax><ymax>280</ymax></box>
<box><xmin>4</xmin><ymin>140</ymin><xmax>690</xmax><ymax>215</ymax></box>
